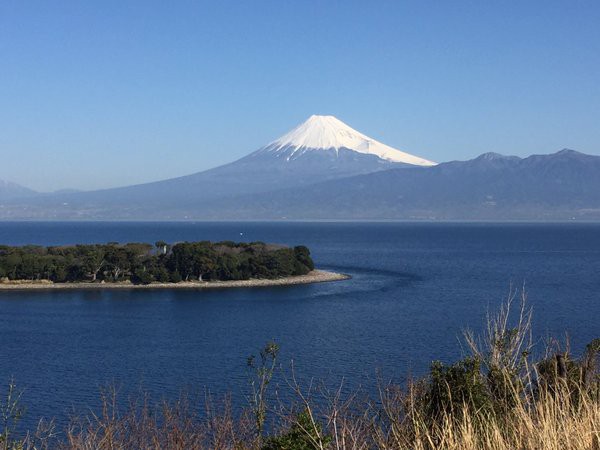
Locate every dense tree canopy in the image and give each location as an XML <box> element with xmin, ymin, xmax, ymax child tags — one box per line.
<box><xmin>0</xmin><ymin>241</ymin><xmax>314</xmax><ymax>284</ymax></box>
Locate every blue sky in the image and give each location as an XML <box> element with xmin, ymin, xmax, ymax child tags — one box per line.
<box><xmin>1</xmin><ymin>1</ymin><xmax>600</xmax><ymax>191</ymax></box>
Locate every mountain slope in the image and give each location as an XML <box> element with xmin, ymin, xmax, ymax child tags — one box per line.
<box><xmin>0</xmin><ymin>116</ymin><xmax>434</xmax><ymax>216</ymax></box>
<box><xmin>5</xmin><ymin>149</ymin><xmax>599</xmax><ymax>220</ymax></box>
<box><xmin>177</xmin><ymin>149</ymin><xmax>600</xmax><ymax>220</ymax></box>
<box><xmin>255</xmin><ymin>115</ymin><xmax>436</xmax><ymax>166</ymax></box>
<box><xmin>0</xmin><ymin>180</ymin><xmax>37</xmax><ymax>202</ymax></box>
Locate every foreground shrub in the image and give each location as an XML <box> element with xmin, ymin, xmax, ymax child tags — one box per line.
<box><xmin>425</xmin><ymin>357</ymin><xmax>493</xmax><ymax>422</ymax></box>
<box><xmin>262</xmin><ymin>410</ymin><xmax>331</xmax><ymax>450</ymax></box>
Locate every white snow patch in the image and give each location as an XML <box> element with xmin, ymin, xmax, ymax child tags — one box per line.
<box><xmin>263</xmin><ymin>115</ymin><xmax>436</xmax><ymax>166</ymax></box>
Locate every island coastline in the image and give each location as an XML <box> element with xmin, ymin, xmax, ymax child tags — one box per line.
<box><xmin>0</xmin><ymin>269</ymin><xmax>350</xmax><ymax>291</ymax></box>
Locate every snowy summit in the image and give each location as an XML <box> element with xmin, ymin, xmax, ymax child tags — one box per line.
<box><xmin>261</xmin><ymin>115</ymin><xmax>436</xmax><ymax>166</ymax></box>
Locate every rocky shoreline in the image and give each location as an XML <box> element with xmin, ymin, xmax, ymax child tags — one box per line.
<box><xmin>0</xmin><ymin>269</ymin><xmax>350</xmax><ymax>291</ymax></box>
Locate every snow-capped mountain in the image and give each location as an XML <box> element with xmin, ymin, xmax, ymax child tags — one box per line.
<box><xmin>254</xmin><ymin>115</ymin><xmax>436</xmax><ymax>166</ymax></box>
<box><xmin>223</xmin><ymin>114</ymin><xmax>435</xmax><ymax>187</ymax></box>
<box><xmin>1</xmin><ymin>115</ymin><xmax>432</xmax><ymax>217</ymax></box>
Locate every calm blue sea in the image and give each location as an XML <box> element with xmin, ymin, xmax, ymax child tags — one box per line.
<box><xmin>0</xmin><ymin>221</ymin><xmax>599</xmax><ymax>430</ymax></box>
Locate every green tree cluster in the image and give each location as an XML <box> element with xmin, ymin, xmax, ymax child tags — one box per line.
<box><xmin>0</xmin><ymin>241</ymin><xmax>314</xmax><ymax>285</ymax></box>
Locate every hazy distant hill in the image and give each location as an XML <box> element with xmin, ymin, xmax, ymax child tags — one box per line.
<box><xmin>0</xmin><ymin>180</ymin><xmax>37</xmax><ymax>202</ymax></box>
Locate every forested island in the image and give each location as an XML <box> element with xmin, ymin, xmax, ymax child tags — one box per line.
<box><xmin>0</xmin><ymin>240</ymin><xmax>320</xmax><ymax>286</ymax></box>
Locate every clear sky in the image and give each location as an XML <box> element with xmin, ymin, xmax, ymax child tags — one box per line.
<box><xmin>1</xmin><ymin>1</ymin><xmax>600</xmax><ymax>191</ymax></box>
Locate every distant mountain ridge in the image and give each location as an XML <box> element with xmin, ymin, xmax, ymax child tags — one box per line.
<box><xmin>0</xmin><ymin>114</ymin><xmax>599</xmax><ymax>221</ymax></box>
<box><xmin>188</xmin><ymin>148</ymin><xmax>600</xmax><ymax>220</ymax></box>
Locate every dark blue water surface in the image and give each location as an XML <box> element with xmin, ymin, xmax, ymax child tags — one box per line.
<box><xmin>0</xmin><ymin>222</ymin><xmax>599</xmax><ymax>429</ymax></box>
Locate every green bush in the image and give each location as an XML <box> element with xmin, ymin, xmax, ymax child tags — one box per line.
<box><xmin>262</xmin><ymin>410</ymin><xmax>331</xmax><ymax>450</ymax></box>
<box><xmin>426</xmin><ymin>357</ymin><xmax>492</xmax><ymax>420</ymax></box>
<box><xmin>536</xmin><ymin>338</ymin><xmax>600</xmax><ymax>403</ymax></box>
<box><xmin>132</xmin><ymin>269</ymin><xmax>154</xmax><ymax>285</ymax></box>
<box><xmin>169</xmin><ymin>270</ymin><xmax>182</xmax><ymax>283</ymax></box>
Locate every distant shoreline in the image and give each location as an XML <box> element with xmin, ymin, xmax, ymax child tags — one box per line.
<box><xmin>0</xmin><ymin>269</ymin><xmax>350</xmax><ymax>291</ymax></box>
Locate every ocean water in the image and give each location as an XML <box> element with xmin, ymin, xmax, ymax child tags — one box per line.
<box><xmin>0</xmin><ymin>221</ymin><xmax>599</xmax><ymax>430</ymax></box>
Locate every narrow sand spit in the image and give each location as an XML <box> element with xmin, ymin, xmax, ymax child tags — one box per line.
<box><xmin>0</xmin><ymin>270</ymin><xmax>350</xmax><ymax>291</ymax></box>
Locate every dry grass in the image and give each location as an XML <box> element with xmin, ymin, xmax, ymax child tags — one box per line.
<box><xmin>375</xmin><ymin>388</ymin><xmax>600</xmax><ymax>450</ymax></box>
<box><xmin>16</xmin><ymin>381</ymin><xmax>592</xmax><ymax>450</ymax></box>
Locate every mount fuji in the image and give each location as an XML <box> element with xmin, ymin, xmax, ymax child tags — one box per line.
<box><xmin>0</xmin><ymin>115</ymin><xmax>435</xmax><ymax>218</ymax></box>
<box><xmin>215</xmin><ymin>114</ymin><xmax>435</xmax><ymax>194</ymax></box>
<box><xmin>252</xmin><ymin>115</ymin><xmax>435</xmax><ymax>166</ymax></box>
